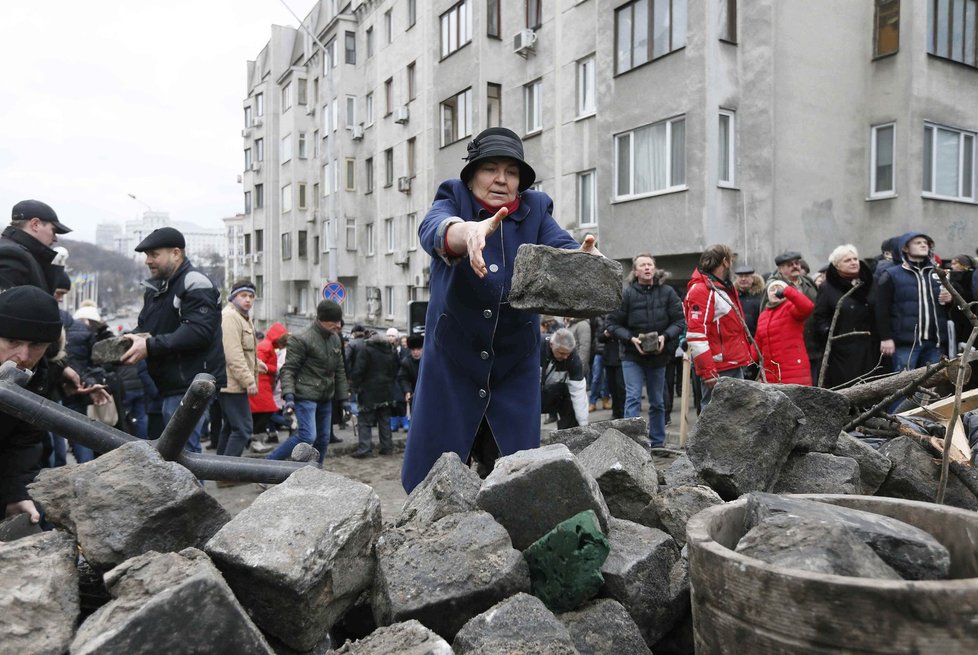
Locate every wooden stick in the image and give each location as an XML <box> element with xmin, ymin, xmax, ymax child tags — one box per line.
<box><xmin>817</xmin><ymin>280</ymin><xmax>864</xmax><ymax>387</ymax></box>
<box><xmin>678</xmin><ymin>353</ymin><xmax>692</xmax><ymax>448</ymax></box>
<box><xmin>843</xmin><ymin>359</ymin><xmax>952</xmax><ymax>432</ymax></box>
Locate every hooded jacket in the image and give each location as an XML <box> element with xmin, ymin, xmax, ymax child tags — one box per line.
<box><xmin>250</xmin><ymin>322</ymin><xmax>287</xmax><ymax>413</ymax></box>
<box><xmin>350</xmin><ymin>333</ymin><xmax>399</xmax><ymax>410</ymax></box>
<box><xmin>684</xmin><ymin>268</ymin><xmax>753</xmax><ymax>380</ymax></box>
<box><xmin>874</xmin><ymin>231</ymin><xmax>948</xmax><ymax>348</ymax></box>
<box><xmin>755</xmin><ymin>285</ymin><xmax>815</xmax><ymax>385</ymax></box>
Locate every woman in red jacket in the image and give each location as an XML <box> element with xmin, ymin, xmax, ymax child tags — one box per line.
<box><xmin>250</xmin><ymin>322</ymin><xmax>288</xmax><ymax>435</ymax></box>
<box><xmin>754</xmin><ymin>280</ymin><xmax>815</xmax><ymax>385</ymax></box>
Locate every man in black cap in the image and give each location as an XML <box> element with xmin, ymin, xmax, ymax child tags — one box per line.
<box><xmin>764</xmin><ymin>250</ymin><xmax>820</xmax><ymax>380</ymax></box>
<box><xmin>0</xmin><ymin>199</ymin><xmax>72</xmax><ymax>294</ymax></box>
<box><xmin>0</xmin><ymin>286</ymin><xmax>73</xmax><ymax>523</ymax></box>
<box><xmin>121</xmin><ymin>227</ymin><xmax>226</xmax><ymax>454</ymax></box>
<box><xmin>733</xmin><ymin>264</ymin><xmax>763</xmax><ymax>336</ymax></box>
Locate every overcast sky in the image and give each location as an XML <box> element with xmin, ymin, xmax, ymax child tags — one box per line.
<box><xmin>0</xmin><ymin>0</ymin><xmax>319</xmax><ymax>244</ymax></box>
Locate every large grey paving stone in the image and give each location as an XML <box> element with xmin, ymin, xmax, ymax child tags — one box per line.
<box><xmin>685</xmin><ymin>378</ymin><xmax>805</xmax><ymax>499</ymax></box>
<box><xmin>661</xmin><ymin>454</ymin><xmax>708</xmax><ymax>489</ymax></box>
<box><xmin>71</xmin><ymin>548</ymin><xmax>273</xmax><ymax>655</ymax></box>
<box><xmin>600</xmin><ymin>517</ymin><xmax>687</xmax><ymax>647</ymax></box>
<box><xmin>396</xmin><ymin>451</ymin><xmax>480</xmax><ymax>527</ymax></box>
<box><xmin>332</xmin><ymin>620</ymin><xmax>453</xmax><ymax>655</ymax></box>
<box><xmin>0</xmin><ymin>513</ymin><xmax>42</xmax><ymax>542</ymax></box>
<box><xmin>559</xmin><ymin>598</ymin><xmax>653</xmax><ymax>655</ymax></box>
<box><xmin>744</xmin><ymin>492</ymin><xmax>950</xmax><ymax>580</ymax></box>
<box><xmin>205</xmin><ymin>466</ymin><xmax>381</xmax><ymax>651</ymax></box>
<box><xmin>877</xmin><ymin>436</ymin><xmax>978</xmax><ymax>511</ymax></box>
<box><xmin>452</xmin><ymin>592</ymin><xmax>580</xmax><ymax>654</ymax></box>
<box><xmin>736</xmin><ymin>513</ymin><xmax>903</xmax><ymax>579</ymax></box>
<box><xmin>27</xmin><ymin>440</ymin><xmax>229</xmax><ymax>570</ymax></box>
<box><xmin>91</xmin><ymin>336</ymin><xmax>133</xmax><ymax>365</ymax></box>
<box><xmin>578</xmin><ymin>429</ymin><xmax>658</xmax><ymax>523</ymax></box>
<box><xmin>477</xmin><ymin>443</ymin><xmax>610</xmax><ymax>550</ymax></box>
<box><xmin>772</xmin><ymin>451</ymin><xmax>861</xmax><ymax>495</ymax></box>
<box><xmin>650</xmin><ymin>485</ymin><xmax>724</xmax><ymax>548</ymax></box>
<box><xmin>833</xmin><ymin>432</ymin><xmax>892</xmax><ymax>494</ymax></box>
<box><xmin>509</xmin><ymin>243</ymin><xmax>623</xmax><ymax>318</ymax></box>
<box><xmin>0</xmin><ymin>530</ymin><xmax>78</xmax><ymax>655</ymax></box>
<box><xmin>372</xmin><ymin>510</ymin><xmax>529</xmax><ymax>641</ymax></box>
<box><xmin>549</xmin><ymin>418</ymin><xmax>649</xmax><ymax>455</ymax></box>
<box><xmin>771</xmin><ymin>384</ymin><xmax>851</xmax><ymax>452</ymax></box>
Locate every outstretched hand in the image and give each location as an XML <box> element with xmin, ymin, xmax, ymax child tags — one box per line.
<box><xmin>466</xmin><ymin>207</ymin><xmax>508</xmax><ymax>278</ymax></box>
<box><xmin>579</xmin><ymin>233</ymin><xmax>603</xmax><ymax>257</ymax></box>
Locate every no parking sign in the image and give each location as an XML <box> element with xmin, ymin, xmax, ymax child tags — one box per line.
<box><xmin>322</xmin><ymin>281</ymin><xmax>346</xmax><ymax>304</ymax></box>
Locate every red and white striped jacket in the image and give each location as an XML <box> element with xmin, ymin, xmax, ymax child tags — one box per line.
<box><xmin>684</xmin><ymin>268</ymin><xmax>753</xmax><ymax>381</ymax></box>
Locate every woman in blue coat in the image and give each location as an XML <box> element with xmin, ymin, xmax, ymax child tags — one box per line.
<box><xmin>402</xmin><ymin>127</ymin><xmax>600</xmax><ymax>493</ymax></box>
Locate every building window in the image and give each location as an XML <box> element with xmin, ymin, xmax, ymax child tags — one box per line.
<box><xmin>313</xmin><ymin>130</ymin><xmax>320</xmax><ymax>157</ymax></box>
<box><xmin>281</xmin><ymin>232</ymin><xmax>292</xmax><ymax>260</ymax></box>
<box><xmin>440</xmin><ymin>88</ymin><xmax>473</xmax><ymax>146</ymax></box>
<box><xmin>346</xmin><ymin>159</ymin><xmax>356</xmax><ymax>190</ymax></box>
<box><xmin>298</xmin><ymin>183</ymin><xmax>307</xmax><ymax>209</ymax></box>
<box><xmin>324</xmin><ymin>37</ymin><xmax>337</xmax><ymax>69</ymax></box>
<box><xmin>298</xmin><ymin>230</ymin><xmax>307</xmax><ymax>258</ymax></box>
<box><xmin>255</xmin><ymin>275</ymin><xmax>263</xmax><ymax>297</ymax></box>
<box><xmin>385</xmin><ymin>148</ymin><xmax>394</xmax><ymax>187</ymax></box>
<box><xmin>365</xmin><ymin>223</ymin><xmax>375</xmax><ymax>256</ymax></box>
<box><xmin>527</xmin><ymin>0</ymin><xmax>542</xmax><ymax>29</ymax></box>
<box><xmin>578</xmin><ymin>170</ymin><xmax>596</xmax><ymax>227</ymax></box>
<box><xmin>407</xmin><ymin>62</ymin><xmax>417</xmax><ymax>101</ymax></box>
<box><xmin>487</xmin><ymin>83</ymin><xmax>502</xmax><ymax>128</ymax></box>
<box><xmin>366</xmin><ymin>93</ymin><xmax>374</xmax><ymax>125</ymax></box>
<box><xmin>718</xmin><ymin>110</ymin><xmax>736</xmax><ymax>187</ymax></box>
<box><xmin>366</xmin><ymin>26</ymin><xmax>374</xmax><ymax>58</ymax></box>
<box><xmin>244</xmin><ymin>191</ymin><xmax>252</xmax><ymax>214</ymax></box>
<box><xmin>322</xmin><ymin>219</ymin><xmax>333</xmax><ymax>251</ymax></box>
<box><xmin>282</xmin><ymin>184</ymin><xmax>293</xmax><ymax>212</ymax></box>
<box><xmin>385</xmin><ymin>286</ymin><xmax>395</xmax><ymax>318</ymax></box>
<box><xmin>874</xmin><ymin>0</ymin><xmax>900</xmax><ymax>57</ymax></box>
<box><xmin>440</xmin><ymin>0</ymin><xmax>472</xmax><ymax>59</ymax></box>
<box><xmin>244</xmin><ymin>148</ymin><xmax>253</xmax><ymax>170</ymax></box>
<box><xmin>923</xmin><ymin>122</ymin><xmax>975</xmax><ymax>201</ymax></box>
<box><xmin>313</xmin><ymin>236</ymin><xmax>320</xmax><ymax>265</ymax></box>
<box><xmin>407</xmin><ymin>212</ymin><xmax>418</xmax><ymax>250</ymax></box>
<box><xmin>385</xmin><ymin>9</ymin><xmax>393</xmax><ymax>44</ymax></box>
<box><xmin>408</xmin><ymin>0</ymin><xmax>417</xmax><ymax>28</ymax></box>
<box><xmin>345</xmin><ymin>30</ymin><xmax>356</xmax><ymax>64</ymax></box>
<box><xmin>719</xmin><ymin>0</ymin><xmax>737</xmax><ymax>43</ymax></box>
<box><xmin>365</xmin><ymin>157</ymin><xmax>374</xmax><ymax>193</ymax></box>
<box><xmin>870</xmin><ymin>123</ymin><xmax>896</xmax><ymax>198</ymax></box>
<box><xmin>244</xmin><ymin>232</ymin><xmax>252</xmax><ymax>254</ymax></box>
<box><xmin>255</xmin><ymin>93</ymin><xmax>264</xmax><ymax>116</ymax></box>
<box><xmin>407</xmin><ymin>138</ymin><xmax>417</xmax><ymax>177</ymax></box>
<box><xmin>331</xmin><ymin>98</ymin><xmax>339</xmax><ymax>132</ymax></box>
<box><xmin>384</xmin><ymin>78</ymin><xmax>394</xmax><ymax>116</ymax></box>
<box><xmin>298</xmin><ymin>133</ymin><xmax>307</xmax><ymax>159</ymax></box>
<box><xmin>346</xmin><ymin>217</ymin><xmax>357</xmax><ymax>250</ymax></box>
<box><xmin>524</xmin><ymin>79</ymin><xmax>542</xmax><ymax>134</ymax></box>
<box><xmin>255</xmin><ymin>229</ymin><xmax>264</xmax><ymax>252</ymax></box>
<box><xmin>577</xmin><ymin>56</ymin><xmax>595</xmax><ymax>116</ymax></box>
<box><xmin>385</xmin><ymin>218</ymin><xmax>396</xmax><ymax>252</ymax></box>
<box><xmin>244</xmin><ymin>106</ymin><xmax>253</xmax><ymax>127</ymax></box>
<box><xmin>255</xmin><ymin>138</ymin><xmax>264</xmax><ymax>161</ymax></box>
<box><xmin>346</xmin><ymin>95</ymin><xmax>357</xmax><ymax>128</ymax></box>
<box><xmin>927</xmin><ymin>0</ymin><xmax>976</xmax><ymax>66</ymax></box>
<box><xmin>255</xmin><ymin>184</ymin><xmax>264</xmax><ymax>209</ymax></box>
<box><xmin>313</xmin><ymin>183</ymin><xmax>319</xmax><ymax>208</ymax></box>
<box><xmin>615</xmin><ymin>0</ymin><xmax>688</xmax><ymax>74</ymax></box>
<box><xmin>282</xmin><ymin>82</ymin><xmax>293</xmax><ymax>111</ymax></box>
<box><xmin>297</xmin><ymin>79</ymin><xmax>307</xmax><ymax>105</ymax></box>
<box><xmin>614</xmin><ymin>115</ymin><xmax>687</xmax><ymax>199</ymax></box>
<box><xmin>323</xmin><ymin>162</ymin><xmax>332</xmax><ymax>196</ymax></box>
<box><xmin>488</xmin><ymin>0</ymin><xmax>501</xmax><ymax>37</ymax></box>
<box><xmin>281</xmin><ymin>134</ymin><xmax>292</xmax><ymax>163</ymax></box>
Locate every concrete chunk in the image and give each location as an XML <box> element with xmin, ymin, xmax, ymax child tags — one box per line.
<box><xmin>550</xmin><ymin>418</ymin><xmax>649</xmax><ymax>455</ymax></box>
<box><xmin>333</xmin><ymin>620</ymin><xmax>453</xmax><ymax>655</ymax></box>
<box><xmin>396</xmin><ymin>451</ymin><xmax>480</xmax><ymax>527</ymax></box>
<box><xmin>0</xmin><ymin>530</ymin><xmax>78</xmax><ymax>655</ymax></box>
<box><xmin>772</xmin><ymin>451</ymin><xmax>861</xmax><ymax>495</ymax></box>
<box><xmin>205</xmin><ymin>466</ymin><xmax>381</xmax><ymax>651</ymax></box>
<box><xmin>833</xmin><ymin>432</ymin><xmax>892</xmax><ymax>494</ymax></box>
<box><xmin>452</xmin><ymin>592</ymin><xmax>580</xmax><ymax>654</ymax></box>
<box><xmin>372</xmin><ymin>510</ymin><xmax>529</xmax><ymax>641</ymax></box>
<box><xmin>772</xmin><ymin>384</ymin><xmax>851</xmax><ymax>452</ymax></box>
<box><xmin>509</xmin><ymin>243</ymin><xmax>623</xmax><ymax>318</ymax></box>
<box><xmin>524</xmin><ymin>510</ymin><xmax>609</xmax><ymax>613</ymax></box>
<box><xmin>71</xmin><ymin>548</ymin><xmax>273</xmax><ymax>655</ymax></box>
<box><xmin>650</xmin><ymin>485</ymin><xmax>724</xmax><ymax>548</ymax></box>
<box><xmin>559</xmin><ymin>598</ymin><xmax>653</xmax><ymax>655</ymax></box>
<box><xmin>578</xmin><ymin>428</ymin><xmax>658</xmax><ymax>523</ymax></box>
<box><xmin>477</xmin><ymin>443</ymin><xmax>611</xmax><ymax>550</ymax></box>
<box><xmin>661</xmin><ymin>453</ymin><xmax>708</xmax><ymax>489</ymax></box>
<box><xmin>28</xmin><ymin>440</ymin><xmax>229</xmax><ymax>570</ymax></box>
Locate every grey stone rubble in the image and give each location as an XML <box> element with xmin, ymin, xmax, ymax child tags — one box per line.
<box><xmin>508</xmin><ymin>243</ymin><xmax>624</xmax><ymax>318</ymax></box>
<box><xmin>876</xmin><ymin>436</ymin><xmax>978</xmax><ymax>511</ymax></box>
<box><xmin>0</xmin><ymin>512</ymin><xmax>42</xmax><ymax>542</ymax></box>
<box><xmin>205</xmin><ymin>465</ymin><xmax>381</xmax><ymax>652</ymax></box>
<box><xmin>661</xmin><ymin>453</ymin><xmax>708</xmax><ymax>489</ymax></box>
<box><xmin>578</xmin><ymin>428</ymin><xmax>659</xmax><ymax>523</ymax></box>
<box><xmin>549</xmin><ymin>417</ymin><xmax>649</xmax><ymax>454</ymax></box>
<box><xmin>332</xmin><ymin>620</ymin><xmax>453</xmax><ymax>655</ymax></box>
<box><xmin>832</xmin><ymin>431</ymin><xmax>893</xmax><ymax>494</ymax></box>
<box><xmin>0</xmin><ymin>530</ymin><xmax>78</xmax><ymax>655</ymax></box>
<box><xmin>452</xmin><ymin>592</ymin><xmax>580</xmax><ymax>655</ymax></box>
<box><xmin>772</xmin><ymin>451</ymin><xmax>861</xmax><ymax>495</ymax></box>
<box><xmin>559</xmin><ymin>598</ymin><xmax>654</xmax><ymax>655</ymax></box>
<box><xmin>396</xmin><ymin>451</ymin><xmax>481</xmax><ymax>527</ymax></box>
<box><xmin>91</xmin><ymin>336</ymin><xmax>133</xmax><ymax>365</ymax></box>
<box><xmin>771</xmin><ymin>384</ymin><xmax>851</xmax><ymax>452</ymax></box>
<box><xmin>71</xmin><ymin>548</ymin><xmax>274</xmax><ymax>655</ymax></box>
<box><xmin>28</xmin><ymin>440</ymin><xmax>229</xmax><ymax>570</ymax></box>
<box><xmin>647</xmin><ymin>485</ymin><xmax>724</xmax><ymax>548</ymax></box>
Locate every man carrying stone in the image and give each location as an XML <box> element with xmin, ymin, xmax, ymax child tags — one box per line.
<box><xmin>685</xmin><ymin>244</ymin><xmax>753</xmax><ymax>408</ymax></box>
<box><xmin>121</xmin><ymin>227</ymin><xmax>226</xmax><ymax>454</ymax></box>
<box><xmin>0</xmin><ymin>199</ymin><xmax>72</xmax><ymax>294</ymax></box>
<box><xmin>0</xmin><ymin>286</ymin><xmax>72</xmax><ymax>524</ymax></box>
<box><xmin>763</xmin><ymin>250</ymin><xmax>821</xmax><ymax>381</ymax></box>
<box><xmin>267</xmin><ymin>300</ymin><xmax>350</xmax><ymax>464</ymax></box>
<box><xmin>606</xmin><ymin>253</ymin><xmax>685</xmax><ymax>447</ymax></box>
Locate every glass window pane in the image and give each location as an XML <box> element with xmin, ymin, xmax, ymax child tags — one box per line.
<box><xmin>937</xmin><ymin>0</ymin><xmax>950</xmax><ymax>56</ymax></box>
<box><xmin>617</xmin><ymin>6</ymin><xmax>632</xmax><ymax>73</ymax></box>
<box><xmin>616</xmin><ymin>134</ymin><xmax>631</xmax><ymax>196</ymax></box>
<box><xmin>964</xmin><ymin>134</ymin><xmax>974</xmax><ymax>198</ymax></box>
<box><xmin>673</xmin><ymin>0</ymin><xmax>687</xmax><ymax>50</ymax></box>
<box><xmin>936</xmin><ymin>127</ymin><xmax>961</xmax><ymax>196</ymax></box>
<box><xmin>875</xmin><ymin>125</ymin><xmax>894</xmax><ymax>193</ymax></box>
<box><xmin>719</xmin><ymin>114</ymin><xmax>730</xmax><ymax>182</ymax></box>
<box><xmin>966</xmin><ymin>0</ymin><xmax>977</xmax><ymax>65</ymax></box>
<box><xmin>637</xmin><ymin>123</ymin><xmax>661</xmax><ymax>193</ymax></box>
<box><xmin>671</xmin><ymin>118</ymin><xmax>686</xmax><ymax>187</ymax></box>
<box><xmin>635</xmin><ymin>1</ymin><xmax>649</xmax><ymax>65</ymax></box>
<box><xmin>923</xmin><ymin>125</ymin><xmax>934</xmax><ymax>192</ymax></box>
<box><xmin>653</xmin><ymin>0</ymin><xmax>670</xmax><ymax>59</ymax></box>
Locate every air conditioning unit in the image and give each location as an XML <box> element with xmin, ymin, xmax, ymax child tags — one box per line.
<box><xmin>351</xmin><ymin>125</ymin><xmax>364</xmax><ymax>140</ymax></box>
<box><xmin>514</xmin><ymin>29</ymin><xmax>537</xmax><ymax>56</ymax></box>
<box><xmin>253</xmin><ymin>116</ymin><xmax>263</xmax><ymax>127</ymax></box>
<box><xmin>394</xmin><ymin>105</ymin><xmax>410</xmax><ymax>124</ymax></box>
<box><xmin>236</xmin><ymin>174</ymin><xmax>242</xmax><ymax>184</ymax></box>
<box><xmin>305</xmin><ymin>105</ymin><xmax>316</xmax><ymax>116</ymax></box>
<box><xmin>241</xmin><ymin>128</ymin><xmax>250</xmax><ymax>137</ymax></box>
<box><xmin>287</xmin><ymin>304</ymin><xmax>297</xmax><ymax>314</ymax></box>
<box><xmin>252</xmin><ymin>252</ymin><xmax>262</xmax><ymax>263</ymax></box>
<box><xmin>394</xmin><ymin>250</ymin><xmax>409</xmax><ymax>266</ymax></box>
<box><xmin>397</xmin><ymin>176</ymin><xmax>412</xmax><ymax>193</ymax></box>
<box><xmin>252</xmin><ymin>161</ymin><xmax>262</xmax><ymax>172</ymax></box>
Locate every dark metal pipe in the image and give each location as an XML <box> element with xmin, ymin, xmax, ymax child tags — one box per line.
<box><xmin>155</xmin><ymin>374</ymin><xmax>217</xmax><ymax>460</ymax></box>
<box><xmin>179</xmin><ymin>452</ymin><xmax>311</xmax><ymax>483</ymax></box>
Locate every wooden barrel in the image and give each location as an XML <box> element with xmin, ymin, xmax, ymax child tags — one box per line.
<box><xmin>686</xmin><ymin>494</ymin><xmax>978</xmax><ymax>654</ymax></box>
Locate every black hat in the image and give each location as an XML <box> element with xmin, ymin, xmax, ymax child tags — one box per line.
<box><xmin>134</xmin><ymin>227</ymin><xmax>186</xmax><ymax>252</ymax></box>
<box><xmin>352</xmin><ymin>324</ymin><xmax>366</xmax><ymax>334</ymax></box>
<box><xmin>460</xmin><ymin>127</ymin><xmax>537</xmax><ymax>193</ymax></box>
<box><xmin>406</xmin><ymin>334</ymin><xmax>423</xmax><ymax>349</ymax></box>
<box><xmin>317</xmin><ymin>300</ymin><xmax>343</xmax><ymax>322</ymax></box>
<box><xmin>954</xmin><ymin>254</ymin><xmax>975</xmax><ymax>269</ymax></box>
<box><xmin>55</xmin><ymin>270</ymin><xmax>72</xmax><ymax>291</ymax></box>
<box><xmin>733</xmin><ymin>264</ymin><xmax>754</xmax><ymax>275</ymax></box>
<box><xmin>228</xmin><ymin>279</ymin><xmax>257</xmax><ymax>301</ymax></box>
<box><xmin>11</xmin><ymin>199</ymin><xmax>72</xmax><ymax>234</ymax></box>
<box><xmin>774</xmin><ymin>251</ymin><xmax>803</xmax><ymax>266</ymax></box>
<box><xmin>0</xmin><ymin>286</ymin><xmax>62</xmax><ymax>343</ymax></box>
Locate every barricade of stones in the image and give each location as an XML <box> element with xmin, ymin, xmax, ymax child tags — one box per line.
<box><xmin>3</xmin><ymin>376</ymin><xmax>975</xmax><ymax>654</ymax></box>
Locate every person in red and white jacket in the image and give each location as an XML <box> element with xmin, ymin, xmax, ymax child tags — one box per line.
<box><xmin>684</xmin><ymin>244</ymin><xmax>753</xmax><ymax>407</ymax></box>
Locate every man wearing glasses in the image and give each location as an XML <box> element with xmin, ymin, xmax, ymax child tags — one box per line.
<box><xmin>763</xmin><ymin>251</ymin><xmax>821</xmax><ymax>382</ymax></box>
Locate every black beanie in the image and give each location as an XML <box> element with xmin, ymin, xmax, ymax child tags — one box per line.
<box><xmin>56</xmin><ymin>270</ymin><xmax>71</xmax><ymax>291</ymax></box>
<box><xmin>0</xmin><ymin>286</ymin><xmax>62</xmax><ymax>343</ymax></box>
<box><xmin>317</xmin><ymin>300</ymin><xmax>343</xmax><ymax>322</ymax></box>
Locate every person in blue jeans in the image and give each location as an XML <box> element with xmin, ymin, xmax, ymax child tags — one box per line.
<box><xmin>607</xmin><ymin>254</ymin><xmax>686</xmax><ymax>448</ymax></box>
<box><xmin>267</xmin><ymin>300</ymin><xmax>350</xmax><ymax>464</ymax></box>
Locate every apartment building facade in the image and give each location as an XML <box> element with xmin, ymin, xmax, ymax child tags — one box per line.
<box><xmin>240</xmin><ymin>0</ymin><xmax>978</xmax><ymax>329</ymax></box>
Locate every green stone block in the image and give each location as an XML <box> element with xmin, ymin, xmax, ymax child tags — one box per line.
<box><xmin>523</xmin><ymin>509</ymin><xmax>610</xmax><ymax>613</ymax></box>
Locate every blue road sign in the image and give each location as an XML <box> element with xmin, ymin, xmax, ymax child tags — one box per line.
<box><xmin>322</xmin><ymin>281</ymin><xmax>346</xmax><ymax>304</ymax></box>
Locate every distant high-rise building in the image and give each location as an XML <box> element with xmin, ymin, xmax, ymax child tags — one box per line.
<box><xmin>95</xmin><ymin>223</ymin><xmax>122</xmax><ymax>251</ymax></box>
<box><xmin>115</xmin><ymin>211</ymin><xmax>224</xmax><ymax>262</ymax></box>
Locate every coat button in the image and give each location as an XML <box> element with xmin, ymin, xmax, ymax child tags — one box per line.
<box><xmin>488</xmin><ymin>264</ymin><xmax>499</xmax><ymax>273</ymax></box>
<box><xmin>478</xmin><ymin>389</ymin><xmax>487</xmax><ymax>398</ymax></box>
<box><xmin>480</xmin><ymin>351</ymin><xmax>489</xmax><ymax>360</ymax></box>
<box><xmin>483</xmin><ymin>309</ymin><xmax>492</xmax><ymax>319</ymax></box>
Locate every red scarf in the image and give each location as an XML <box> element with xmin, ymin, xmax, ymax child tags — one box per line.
<box><xmin>475</xmin><ymin>197</ymin><xmax>521</xmax><ymax>216</ymax></box>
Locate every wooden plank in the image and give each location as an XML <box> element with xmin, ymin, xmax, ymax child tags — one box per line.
<box><xmin>899</xmin><ymin>389</ymin><xmax>976</xmax><ymax>462</ymax></box>
<box><xmin>678</xmin><ymin>355</ymin><xmax>692</xmax><ymax>448</ymax></box>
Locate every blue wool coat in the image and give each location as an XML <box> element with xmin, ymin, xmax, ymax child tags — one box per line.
<box><xmin>401</xmin><ymin>179</ymin><xmax>579</xmax><ymax>493</ymax></box>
